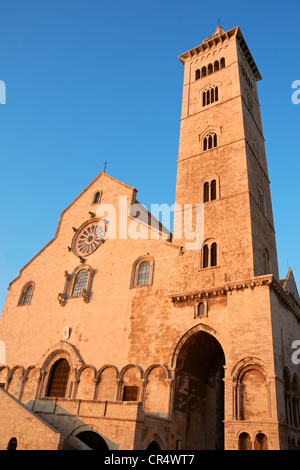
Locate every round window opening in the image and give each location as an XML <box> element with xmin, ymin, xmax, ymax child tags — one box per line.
<box><xmin>72</xmin><ymin>220</ymin><xmax>106</xmax><ymax>256</ymax></box>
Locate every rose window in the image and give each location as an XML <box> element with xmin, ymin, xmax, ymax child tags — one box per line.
<box><xmin>72</xmin><ymin>220</ymin><xmax>106</xmax><ymax>256</ymax></box>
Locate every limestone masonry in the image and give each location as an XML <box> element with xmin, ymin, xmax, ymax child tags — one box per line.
<box><xmin>0</xmin><ymin>25</ymin><xmax>299</xmax><ymax>451</ymax></box>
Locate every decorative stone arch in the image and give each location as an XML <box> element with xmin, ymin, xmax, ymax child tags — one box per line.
<box><xmin>96</xmin><ymin>365</ymin><xmax>119</xmax><ymax>402</ymax></box>
<box><xmin>7</xmin><ymin>366</ymin><xmax>25</xmax><ymax>400</ymax></box>
<box><xmin>231</xmin><ymin>357</ymin><xmax>271</xmax><ymax>421</ymax></box>
<box><xmin>253</xmin><ymin>431</ymin><xmax>269</xmax><ymax>450</ymax></box>
<box><xmin>68</xmin><ymin>424</ymin><xmax>110</xmax><ymax>450</ymax></box>
<box><xmin>76</xmin><ymin>364</ymin><xmax>97</xmax><ymax>381</ymax></box>
<box><xmin>96</xmin><ymin>364</ymin><xmax>119</xmax><ymax>381</ymax></box>
<box><xmin>37</xmin><ymin>341</ymin><xmax>84</xmax><ymax>398</ymax></box>
<box><xmin>21</xmin><ymin>366</ymin><xmax>41</xmax><ymax>403</ymax></box>
<box><xmin>119</xmin><ymin>364</ymin><xmax>144</xmax><ymax>402</ymax></box>
<box><xmin>144</xmin><ymin>364</ymin><xmax>171</xmax><ymax>381</ymax></box>
<box><xmin>170</xmin><ymin>324</ymin><xmax>226</xmax><ymax>449</ymax></box>
<box><xmin>230</xmin><ymin>356</ymin><xmax>270</xmax><ymax>381</ymax></box>
<box><xmin>143</xmin><ymin>364</ymin><xmax>172</xmax><ymax>418</ymax></box>
<box><xmin>130</xmin><ymin>255</ymin><xmax>155</xmax><ymax>288</ymax></box>
<box><xmin>75</xmin><ymin>365</ymin><xmax>97</xmax><ymax>400</ymax></box>
<box><xmin>169</xmin><ymin>323</ymin><xmax>224</xmax><ymax>370</ymax></box>
<box><xmin>237</xmin><ymin>431</ymin><xmax>252</xmax><ymax>450</ymax></box>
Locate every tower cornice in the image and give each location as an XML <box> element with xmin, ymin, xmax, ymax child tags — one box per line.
<box><xmin>178</xmin><ymin>26</ymin><xmax>262</xmax><ymax>82</ymax></box>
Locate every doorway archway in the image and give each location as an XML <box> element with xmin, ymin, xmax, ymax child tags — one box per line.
<box><xmin>174</xmin><ymin>330</ymin><xmax>225</xmax><ymax>450</ymax></box>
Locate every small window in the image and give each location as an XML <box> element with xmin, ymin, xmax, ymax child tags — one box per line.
<box><xmin>202</xmin><ymin>86</ymin><xmax>219</xmax><ymax>108</ymax></box>
<box><xmin>203</xmin><ymin>244</ymin><xmax>209</xmax><ymax>269</ymax></box>
<box><xmin>195</xmin><ymin>69</ymin><xmax>200</xmax><ymax>80</ymax></box>
<box><xmin>203</xmin><ymin>179</ymin><xmax>218</xmax><ymax>203</ymax></box>
<box><xmin>263</xmin><ymin>249</ymin><xmax>270</xmax><ymax>274</ymax></box>
<box><xmin>258</xmin><ymin>187</ymin><xmax>265</xmax><ymax>213</ymax></box>
<box><xmin>137</xmin><ymin>262</ymin><xmax>150</xmax><ymax>286</ymax></box>
<box><xmin>92</xmin><ymin>191</ymin><xmax>102</xmax><ymax>205</ymax></box>
<box><xmin>72</xmin><ymin>270</ymin><xmax>89</xmax><ymax>297</ymax></box>
<box><xmin>214</xmin><ymin>61</ymin><xmax>220</xmax><ymax>72</ymax></box>
<box><xmin>202</xmin><ymin>241</ymin><xmax>218</xmax><ymax>268</ymax></box>
<box><xmin>131</xmin><ymin>256</ymin><xmax>154</xmax><ymax>288</ymax></box>
<box><xmin>211</xmin><ymin>243</ymin><xmax>217</xmax><ymax>267</ymax></box>
<box><xmin>201</xmin><ymin>66</ymin><xmax>207</xmax><ymax>78</ymax></box>
<box><xmin>208</xmin><ymin>63</ymin><xmax>213</xmax><ymax>75</ymax></box>
<box><xmin>197</xmin><ymin>302</ymin><xmax>206</xmax><ymax>317</ymax></box>
<box><xmin>220</xmin><ymin>58</ymin><xmax>225</xmax><ymax>69</ymax></box>
<box><xmin>123</xmin><ymin>386</ymin><xmax>139</xmax><ymax>401</ymax></box>
<box><xmin>18</xmin><ymin>283</ymin><xmax>34</xmax><ymax>306</ymax></box>
<box><xmin>211</xmin><ymin>179</ymin><xmax>217</xmax><ymax>200</ymax></box>
<box><xmin>203</xmin><ymin>132</ymin><xmax>217</xmax><ymax>151</ymax></box>
<box><xmin>204</xmin><ymin>182</ymin><xmax>210</xmax><ymax>203</ymax></box>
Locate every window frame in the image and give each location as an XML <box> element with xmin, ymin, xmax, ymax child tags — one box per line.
<box><xmin>18</xmin><ymin>282</ymin><xmax>35</xmax><ymax>307</ymax></box>
<box><xmin>201</xmin><ymin>240</ymin><xmax>219</xmax><ymax>269</ymax></box>
<box><xmin>130</xmin><ymin>255</ymin><xmax>154</xmax><ymax>288</ymax></box>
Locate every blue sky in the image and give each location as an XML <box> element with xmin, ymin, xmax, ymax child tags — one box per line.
<box><xmin>0</xmin><ymin>0</ymin><xmax>299</xmax><ymax>313</ymax></box>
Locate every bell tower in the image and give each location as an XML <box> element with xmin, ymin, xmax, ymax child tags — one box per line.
<box><xmin>174</xmin><ymin>26</ymin><xmax>279</xmax><ymax>283</ymax></box>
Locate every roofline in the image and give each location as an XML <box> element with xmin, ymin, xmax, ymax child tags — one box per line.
<box><xmin>7</xmin><ymin>172</ymin><xmax>138</xmax><ymax>289</ymax></box>
<box><xmin>178</xmin><ymin>26</ymin><xmax>262</xmax><ymax>82</ymax></box>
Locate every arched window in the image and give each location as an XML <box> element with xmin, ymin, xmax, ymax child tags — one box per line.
<box><xmin>220</xmin><ymin>58</ymin><xmax>225</xmax><ymax>69</ymax></box>
<box><xmin>263</xmin><ymin>249</ymin><xmax>270</xmax><ymax>275</ymax></box>
<box><xmin>211</xmin><ymin>242</ymin><xmax>217</xmax><ymax>267</ymax></box>
<box><xmin>195</xmin><ymin>69</ymin><xmax>200</xmax><ymax>80</ymax></box>
<box><xmin>72</xmin><ymin>269</ymin><xmax>89</xmax><ymax>297</ymax></box>
<box><xmin>202</xmin><ymin>241</ymin><xmax>218</xmax><ymax>268</ymax></box>
<box><xmin>203</xmin><ymin>132</ymin><xmax>217</xmax><ymax>151</ymax></box>
<box><xmin>195</xmin><ymin>300</ymin><xmax>207</xmax><ymax>318</ymax></box>
<box><xmin>92</xmin><ymin>191</ymin><xmax>102</xmax><ymax>205</ymax></box>
<box><xmin>201</xmin><ymin>66</ymin><xmax>207</xmax><ymax>77</ymax></box>
<box><xmin>46</xmin><ymin>359</ymin><xmax>70</xmax><ymax>398</ymax></box>
<box><xmin>203</xmin><ymin>179</ymin><xmax>218</xmax><ymax>203</ymax></box>
<box><xmin>203</xmin><ymin>244</ymin><xmax>209</xmax><ymax>269</ymax></box>
<box><xmin>18</xmin><ymin>283</ymin><xmax>34</xmax><ymax>306</ymax></box>
<box><xmin>208</xmin><ymin>63</ymin><xmax>213</xmax><ymax>75</ymax></box>
<box><xmin>137</xmin><ymin>262</ymin><xmax>150</xmax><ymax>286</ymax></box>
<box><xmin>211</xmin><ymin>179</ymin><xmax>217</xmax><ymax>200</ymax></box>
<box><xmin>238</xmin><ymin>433</ymin><xmax>252</xmax><ymax>450</ymax></box>
<box><xmin>214</xmin><ymin>61</ymin><xmax>220</xmax><ymax>72</ymax></box>
<box><xmin>204</xmin><ymin>182</ymin><xmax>210</xmax><ymax>203</ymax></box>
<box><xmin>254</xmin><ymin>433</ymin><xmax>268</xmax><ymax>450</ymax></box>
<box><xmin>131</xmin><ymin>256</ymin><xmax>154</xmax><ymax>288</ymax></box>
<box><xmin>202</xmin><ymin>86</ymin><xmax>219</xmax><ymax>108</ymax></box>
<box><xmin>7</xmin><ymin>437</ymin><xmax>17</xmax><ymax>450</ymax></box>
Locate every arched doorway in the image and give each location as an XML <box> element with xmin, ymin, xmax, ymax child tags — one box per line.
<box><xmin>76</xmin><ymin>431</ymin><xmax>109</xmax><ymax>450</ymax></box>
<box><xmin>146</xmin><ymin>441</ymin><xmax>161</xmax><ymax>451</ymax></box>
<box><xmin>174</xmin><ymin>331</ymin><xmax>225</xmax><ymax>450</ymax></box>
<box><xmin>46</xmin><ymin>358</ymin><xmax>70</xmax><ymax>398</ymax></box>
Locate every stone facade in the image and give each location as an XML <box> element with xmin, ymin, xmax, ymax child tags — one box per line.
<box><xmin>0</xmin><ymin>25</ymin><xmax>299</xmax><ymax>451</ymax></box>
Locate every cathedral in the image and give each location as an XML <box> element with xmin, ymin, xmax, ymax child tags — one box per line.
<box><xmin>0</xmin><ymin>25</ymin><xmax>299</xmax><ymax>451</ymax></box>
